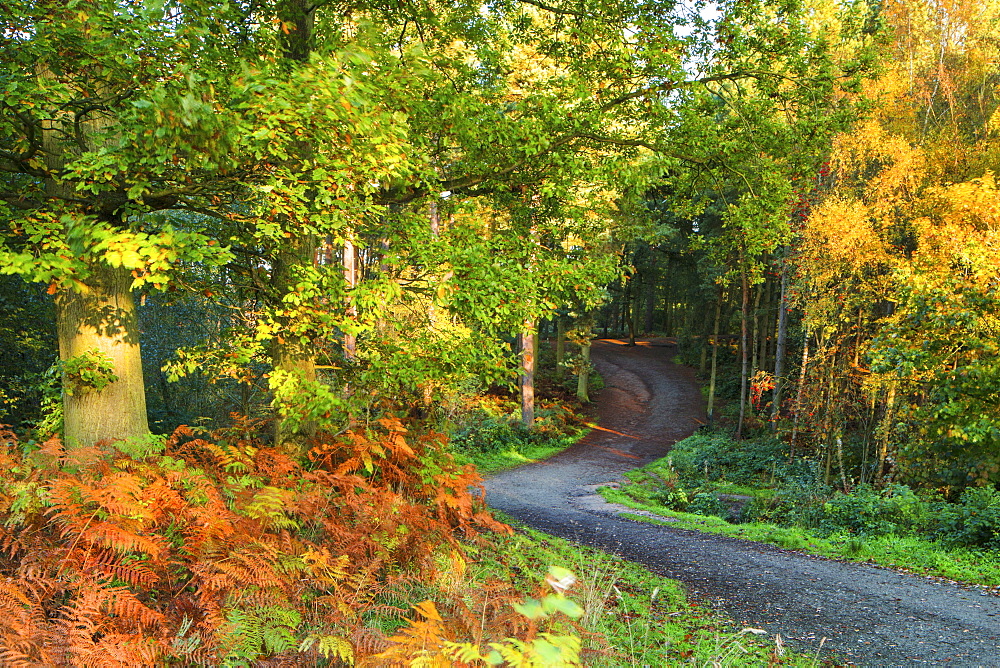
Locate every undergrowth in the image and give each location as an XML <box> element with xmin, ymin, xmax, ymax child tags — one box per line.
<box><xmin>0</xmin><ymin>353</ymin><xmax>850</xmax><ymax>668</ymax></box>
<box><xmin>442</xmin><ymin>343</ymin><xmax>604</xmax><ymax>475</ymax></box>
<box><xmin>601</xmin><ymin>432</ymin><xmax>1000</xmax><ymax>589</ymax></box>
<box><xmin>462</xmin><ymin>526</ymin><xmax>831</xmax><ymax>667</ymax></box>
<box><xmin>0</xmin><ymin>418</ymin><xmax>513</xmax><ymax>665</ymax></box>
<box><xmin>0</xmin><ymin>413</ymin><xmax>828</xmax><ymax>666</ymax></box>
<box><xmin>447</xmin><ymin>397</ymin><xmax>590</xmax><ymax>474</ymax></box>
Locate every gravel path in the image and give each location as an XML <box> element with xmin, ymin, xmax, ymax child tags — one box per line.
<box><xmin>484</xmin><ymin>339</ymin><xmax>1000</xmax><ymax>667</ymax></box>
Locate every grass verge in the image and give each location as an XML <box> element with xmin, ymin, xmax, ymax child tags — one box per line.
<box><xmin>600</xmin><ymin>481</ymin><xmax>1000</xmax><ymax>589</ymax></box>
<box><xmin>470</xmin><ymin>523</ymin><xmax>838</xmax><ymax>666</ymax></box>
<box><xmin>458</xmin><ymin>428</ymin><xmax>585</xmax><ymax>475</ymax></box>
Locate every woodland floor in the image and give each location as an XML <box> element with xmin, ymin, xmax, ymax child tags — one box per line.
<box><xmin>484</xmin><ymin>339</ymin><xmax>1000</xmax><ymax>667</ymax></box>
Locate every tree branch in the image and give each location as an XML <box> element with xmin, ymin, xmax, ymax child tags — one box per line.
<box><xmin>0</xmin><ymin>192</ymin><xmax>44</xmax><ymax>210</ymax></box>
<box><xmin>598</xmin><ymin>70</ymin><xmax>782</xmax><ymax>112</ymax></box>
<box><xmin>573</xmin><ymin>133</ymin><xmax>705</xmax><ymax>163</ymax></box>
<box><xmin>515</xmin><ymin>0</ymin><xmax>587</xmax><ymax>17</ymax></box>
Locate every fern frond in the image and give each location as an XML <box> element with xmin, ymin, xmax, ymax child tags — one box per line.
<box><xmin>105</xmin><ymin>586</ymin><xmax>165</xmax><ymax>629</ymax></box>
<box><xmin>0</xmin><ymin>580</ymin><xmax>32</xmax><ymax>608</ymax></box>
<box><xmin>83</xmin><ymin>520</ymin><xmax>169</xmax><ymax>557</ymax></box>
<box><xmin>298</xmin><ymin>633</ymin><xmax>355</xmax><ymax>663</ymax></box>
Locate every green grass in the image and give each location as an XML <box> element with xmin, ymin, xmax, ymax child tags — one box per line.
<box><xmin>457</xmin><ymin>432</ymin><xmax>583</xmax><ymax>474</ymax></box>
<box><xmin>600</xmin><ymin>484</ymin><xmax>1000</xmax><ymax>588</ymax></box>
<box><xmin>471</xmin><ymin>523</ymin><xmax>838</xmax><ymax>666</ymax></box>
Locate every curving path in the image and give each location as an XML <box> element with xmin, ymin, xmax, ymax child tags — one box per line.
<box><xmin>484</xmin><ymin>339</ymin><xmax>1000</xmax><ymax>667</ymax></box>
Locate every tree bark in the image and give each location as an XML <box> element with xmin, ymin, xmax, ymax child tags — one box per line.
<box><xmin>643</xmin><ymin>271</ymin><xmax>657</xmax><ymax>334</ymax></box>
<box><xmin>270</xmin><ymin>235</ymin><xmax>321</xmax><ymax>449</ymax></box>
<box><xmin>575</xmin><ymin>315</ymin><xmax>594</xmax><ymax>403</ymax></box>
<box><xmin>756</xmin><ymin>278</ymin><xmax>769</xmax><ymax>374</ymax></box>
<box><xmin>343</xmin><ymin>237</ymin><xmax>358</xmax><ymax>359</ymax></box>
<box><xmin>421</xmin><ymin>201</ymin><xmax>441</xmax><ymax>410</ymax></box>
<box><xmin>706</xmin><ymin>292</ymin><xmax>723</xmax><ymax>428</ymax></box>
<box><xmin>750</xmin><ymin>281</ymin><xmax>763</xmax><ymax>378</ymax></box>
<box><xmin>699</xmin><ymin>305</ymin><xmax>711</xmax><ymax>376</ymax></box>
<box><xmin>521</xmin><ymin>323</ymin><xmax>536</xmax><ymax>427</ymax></box>
<box><xmin>576</xmin><ymin>337</ymin><xmax>591</xmax><ymax>402</ymax></box>
<box><xmin>271</xmin><ymin>0</ymin><xmax>320</xmax><ymax>450</ymax></box>
<box><xmin>821</xmin><ymin>347</ymin><xmax>838</xmax><ymax>486</ymax></box>
<box><xmin>789</xmin><ymin>329</ymin><xmax>810</xmax><ymax>459</ymax></box>
<box><xmin>625</xmin><ymin>277</ymin><xmax>637</xmax><ymax>346</ymax></box>
<box><xmin>38</xmin><ymin>64</ymin><xmax>149</xmax><ymax>450</ymax></box>
<box><xmin>736</xmin><ymin>270</ymin><xmax>750</xmax><ymax>440</ymax></box>
<box><xmin>877</xmin><ymin>382</ymin><xmax>897</xmax><ymax>483</ymax></box>
<box><xmin>555</xmin><ymin>316</ymin><xmax>566</xmax><ymax>382</ymax></box>
<box><xmin>56</xmin><ymin>265</ymin><xmax>149</xmax><ymax>449</ymax></box>
<box><xmin>771</xmin><ymin>255</ymin><xmax>790</xmax><ymax>428</ymax></box>
<box><xmin>278</xmin><ymin>0</ymin><xmax>315</xmax><ymax>63</ymax></box>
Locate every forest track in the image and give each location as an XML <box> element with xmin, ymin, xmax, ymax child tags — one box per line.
<box><xmin>484</xmin><ymin>339</ymin><xmax>1000</xmax><ymax>666</ymax></box>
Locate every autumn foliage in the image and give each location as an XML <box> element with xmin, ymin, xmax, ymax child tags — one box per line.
<box><xmin>0</xmin><ymin>418</ymin><xmax>515</xmax><ymax>665</ymax></box>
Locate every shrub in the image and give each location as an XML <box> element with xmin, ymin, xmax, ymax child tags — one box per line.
<box><xmin>451</xmin><ymin>410</ymin><xmax>534</xmax><ymax>454</ymax></box>
<box><xmin>0</xmin><ymin>419</ymin><xmax>508</xmax><ymax>665</ymax></box>
<box><xmin>686</xmin><ymin>491</ymin><xmax>727</xmax><ymax>519</ymax></box>
<box><xmin>669</xmin><ymin>432</ymin><xmax>808</xmax><ymax>488</ymax></box>
<box><xmin>929</xmin><ymin>486</ymin><xmax>1000</xmax><ymax>549</ymax></box>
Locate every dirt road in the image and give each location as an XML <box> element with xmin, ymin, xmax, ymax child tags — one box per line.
<box><xmin>484</xmin><ymin>339</ymin><xmax>1000</xmax><ymax>666</ymax></box>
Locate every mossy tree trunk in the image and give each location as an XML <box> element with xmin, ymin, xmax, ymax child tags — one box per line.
<box><xmin>56</xmin><ymin>265</ymin><xmax>149</xmax><ymax>449</ymax></box>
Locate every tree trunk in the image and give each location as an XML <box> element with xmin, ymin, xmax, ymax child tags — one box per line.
<box><xmin>576</xmin><ymin>338</ymin><xmax>591</xmax><ymax>402</ymax></box>
<box><xmin>643</xmin><ymin>271</ymin><xmax>657</xmax><ymax>334</ymax></box>
<box><xmin>706</xmin><ymin>293</ymin><xmax>723</xmax><ymax>428</ymax></box>
<box><xmin>750</xmin><ymin>281</ymin><xmax>763</xmax><ymax>378</ymax></box>
<box><xmin>421</xmin><ymin>201</ymin><xmax>441</xmax><ymax>411</ymax></box>
<box><xmin>278</xmin><ymin>0</ymin><xmax>315</xmax><ymax>62</ymax></box>
<box><xmin>270</xmin><ymin>238</ymin><xmax>320</xmax><ymax>449</ymax></box>
<box><xmin>271</xmin><ymin>0</ymin><xmax>320</xmax><ymax>450</ymax></box>
<box><xmin>789</xmin><ymin>329</ymin><xmax>810</xmax><ymax>459</ymax></box>
<box><xmin>37</xmin><ymin>63</ymin><xmax>149</xmax><ymax>450</ymax></box>
<box><xmin>756</xmin><ymin>278</ymin><xmax>769</xmax><ymax>374</ymax></box>
<box><xmin>618</xmin><ymin>290</ymin><xmax>627</xmax><ymax>335</ymax></box>
<box><xmin>625</xmin><ymin>278</ymin><xmax>637</xmax><ymax>346</ymax></box>
<box><xmin>520</xmin><ymin>323</ymin><xmax>535</xmax><ymax>427</ymax></box>
<box><xmin>699</xmin><ymin>304</ymin><xmax>712</xmax><ymax>375</ymax></box>
<box><xmin>877</xmin><ymin>382</ymin><xmax>897</xmax><ymax>483</ymax></box>
<box><xmin>770</xmin><ymin>256</ymin><xmax>790</xmax><ymax>427</ymax></box>
<box><xmin>56</xmin><ymin>265</ymin><xmax>149</xmax><ymax>449</ymax></box>
<box><xmin>821</xmin><ymin>347</ymin><xmax>838</xmax><ymax>486</ymax></box>
<box><xmin>576</xmin><ymin>315</ymin><xmax>594</xmax><ymax>402</ymax></box>
<box><xmin>736</xmin><ymin>270</ymin><xmax>750</xmax><ymax>440</ymax></box>
<box><xmin>343</xmin><ymin>237</ymin><xmax>358</xmax><ymax>359</ymax></box>
<box><xmin>532</xmin><ymin>321</ymin><xmax>540</xmax><ymax>374</ymax></box>
<box><xmin>555</xmin><ymin>316</ymin><xmax>566</xmax><ymax>381</ymax></box>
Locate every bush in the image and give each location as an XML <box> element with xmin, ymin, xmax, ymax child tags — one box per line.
<box><xmin>818</xmin><ymin>485</ymin><xmax>928</xmax><ymax>537</ymax></box>
<box><xmin>450</xmin><ymin>410</ymin><xmax>534</xmax><ymax>454</ymax></box>
<box><xmin>930</xmin><ymin>486</ymin><xmax>1000</xmax><ymax>549</ymax></box>
<box><xmin>669</xmin><ymin>432</ymin><xmax>810</xmax><ymax>488</ymax></box>
<box><xmin>633</xmin><ymin>431</ymin><xmax>1000</xmax><ymax>555</ymax></box>
<box><xmin>0</xmin><ymin>419</ymin><xmax>506</xmax><ymax>664</ymax></box>
<box><xmin>687</xmin><ymin>491</ymin><xmax>727</xmax><ymax>519</ymax></box>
